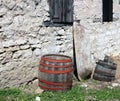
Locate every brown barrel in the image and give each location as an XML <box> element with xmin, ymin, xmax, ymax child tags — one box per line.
<box><xmin>93</xmin><ymin>60</ymin><xmax>116</xmax><ymax>82</ymax></box>
<box><xmin>95</xmin><ymin>64</ymin><xmax>116</xmax><ymax>77</ymax></box>
<box><xmin>93</xmin><ymin>73</ymin><xmax>115</xmax><ymax>82</ymax></box>
<box><xmin>38</xmin><ymin>54</ymin><xmax>73</xmax><ymax>91</ymax></box>
<box><xmin>97</xmin><ymin>60</ymin><xmax>117</xmax><ymax>70</ymax></box>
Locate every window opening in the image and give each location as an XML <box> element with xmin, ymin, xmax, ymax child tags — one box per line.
<box><xmin>103</xmin><ymin>0</ymin><xmax>113</xmax><ymax>22</ymax></box>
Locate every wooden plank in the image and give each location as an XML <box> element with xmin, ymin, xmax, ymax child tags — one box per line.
<box><xmin>95</xmin><ymin>64</ymin><xmax>116</xmax><ymax>77</ymax></box>
<box><xmin>97</xmin><ymin>60</ymin><xmax>117</xmax><ymax>70</ymax></box>
<box><xmin>52</xmin><ymin>0</ymin><xmax>60</xmax><ymax>22</ymax></box>
<box><xmin>54</xmin><ymin>0</ymin><xmax>59</xmax><ymax>18</ymax></box>
<box><xmin>49</xmin><ymin>0</ymin><xmax>54</xmax><ymax>21</ymax></box>
<box><xmin>59</xmin><ymin>0</ymin><xmax>63</xmax><ymax>22</ymax></box>
<box><xmin>93</xmin><ymin>73</ymin><xmax>115</xmax><ymax>82</ymax></box>
<box><xmin>73</xmin><ymin>22</ymin><xmax>84</xmax><ymax>80</ymax></box>
<box><xmin>65</xmin><ymin>0</ymin><xmax>73</xmax><ymax>23</ymax></box>
<box><xmin>73</xmin><ymin>22</ymin><xmax>92</xmax><ymax>80</ymax></box>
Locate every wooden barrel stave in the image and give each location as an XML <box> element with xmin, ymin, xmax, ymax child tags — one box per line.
<box><xmin>95</xmin><ymin>64</ymin><xmax>116</xmax><ymax>77</ymax></box>
<box><xmin>93</xmin><ymin>73</ymin><xmax>115</xmax><ymax>82</ymax></box>
<box><xmin>39</xmin><ymin>54</ymin><xmax>73</xmax><ymax>91</ymax></box>
<box><xmin>97</xmin><ymin>60</ymin><xmax>117</xmax><ymax>70</ymax></box>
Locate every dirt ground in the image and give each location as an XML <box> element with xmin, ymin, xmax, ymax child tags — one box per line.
<box><xmin>21</xmin><ymin>76</ymin><xmax>120</xmax><ymax>94</ymax></box>
<box><xmin>73</xmin><ymin>78</ymin><xmax>120</xmax><ymax>90</ymax></box>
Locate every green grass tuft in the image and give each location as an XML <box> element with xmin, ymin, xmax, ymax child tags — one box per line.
<box><xmin>0</xmin><ymin>85</ymin><xmax>120</xmax><ymax>101</ymax></box>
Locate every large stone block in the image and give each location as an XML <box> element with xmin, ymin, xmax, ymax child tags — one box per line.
<box><xmin>28</xmin><ymin>38</ymin><xmax>40</xmax><ymax>45</ymax></box>
<box><xmin>13</xmin><ymin>49</ymin><xmax>32</xmax><ymax>59</ymax></box>
<box><xmin>33</xmin><ymin>48</ymin><xmax>41</xmax><ymax>56</ymax></box>
<box><xmin>2</xmin><ymin>0</ymin><xmax>16</xmax><ymax>10</ymax></box>
<box><xmin>20</xmin><ymin>45</ymin><xmax>30</xmax><ymax>50</ymax></box>
<box><xmin>0</xmin><ymin>7</ymin><xmax>8</xmax><ymax>16</ymax></box>
<box><xmin>15</xmin><ymin>38</ymin><xmax>27</xmax><ymax>45</ymax></box>
<box><xmin>2</xmin><ymin>40</ymin><xmax>16</xmax><ymax>47</ymax></box>
<box><xmin>0</xmin><ymin>16</ymin><xmax>13</xmax><ymax>26</ymax></box>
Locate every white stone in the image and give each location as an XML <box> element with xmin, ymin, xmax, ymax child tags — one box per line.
<box><xmin>3</xmin><ymin>0</ymin><xmax>16</xmax><ymax>10</ymax></box>
<box><xmin>29</xmin><ymin>33</ymin><xmax>38</xmax><ymax>38</ymax></box>
<box><xmin>112</xmin><ymin>52</ymin><xmax>119</xmax><ymax>57</ymax></box>
<box><xmin>107</xmin><ymin>86</ymin><xmax>113</xmax><ymax>89</ymax></box>
<box><xmin>81</xmin><ymin>84</ymin><xmax>88</xmax><ymax>88</ymax></box>
<box><xmin>13</xmin><ymin>49</ymin><xmax>32</xmax><ymax>59</ymax></box>
<box><xmin>44</xmin><ymin>5</ymin><xmax>49</xmax><ymax>11</ymax></box>
<box><xmin>0</xmin><ymin>53</ymin><xmax>6</xmax><ymax>61</ymax></box>
<box><xmin>112</xmin><ymin>83</ymin><xmax>120</xmax><ymax>87</ymax></box>
<box><xmin>39</xmin><ymin>28</ymin><xmax>48</xmax><ymax>36</ymax></box>
<box><xmin>2</xmin><ymin>51</ymin><xmax>13</xmax><ymax>64</ymax></box>
<box><xmin>57</xmin><ymin>29</ymin><xmax>65</xmax><ymax>35</ymax></box>
<box><xmin>13</xmin><ymin>3</ymin><xmax>25</xmax><ymax>15</ymax></box>
<box><xmin>29</xmin><ymin>38</ymin><xmax>40</xmax><ymax>45</ymax></box>
<box><xmin>13</xmin><ymin>16</ymin><xmax>24</xmax><ymax>26</ymax></box>
<box><xmin>0</xmin><ymin>16</ymin><xmax>13</xmax><ymax>26</ymax></box>
<box><xmin>20</xmin><ymin>45</ymin><xmax>30</xmax><ymax>50</ymax></box>
<box><xmin>55</xmin><ymin>41</ymin><xmax>63</xmax><ymax>45</ymax></box>
<box><xmin>33</xmin><ymin>48</ymin><xmax>41</xmax><ymax>56</ymax></box>
<box><xmin>5</xmin><ymin>46</ymin><xmax>20</xmax><ymax>52</ymax></box>
<box><xmin>35</xmin><ymin>96</ymin><xmax>41</xmax><ymax>101</ymax></box>
<box><xmin>25</xmin><ymin>1</ymin><xmax>36</xmax><ymax>12</ymax></box>
<box><xmin>2</xmin><ymin>40</ymin><xmax>16</xmax><ymax>47</ymax></box>
<box><xmin>22</xmin><ymin>49</ymin><xmax>33</xmax><ymax>58</ymax></box>
<box><xmin>0</xmin><ymin>7</ymin><xmax>8</xmax><ymax>16</ymax></box>
<box><xmin>0</xmin><ymin>48</ymin><xmax>5</xmax><ymax>54</ymax></box>
<box><xmin>13</xmin><ymin>51</ymin><xmax>22</xmax><ymax>59</ymax></box>
<box><xmin>29</xmin><ymin>25</ymin><xmax>40</xmax><ymax>32</ymax></box>
<box><xmin>31</xmin><ymin>44</ymin><xmax>41</xmax><ymax>48</ymax></box>
<box><xmin>15</xmin><ymin>39</ymin><xmax>27</xmax><ymax>45</ymax></box>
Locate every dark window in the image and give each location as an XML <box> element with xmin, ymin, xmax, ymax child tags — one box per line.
<box><xmin>103</xmin><ymin>0</ymin><xmax>113</xmax><ymax>22</ymax></box>
<box><xmin>48</xmin><ymin>0</ymin><xmax>73</xmax><ymax>24</ymax></box>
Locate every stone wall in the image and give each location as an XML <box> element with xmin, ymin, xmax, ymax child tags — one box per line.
<box><xmin>0</xmin><ymin>0</ymin><xmax>73</xmax><ymax>88</ymax></box>
<box><xmin>0</xmin><ymin>0</ymin><xmax>120</xmax><ymax>87</ymax></box>
<box><xmin>74</xmin><ymin>0</ymin><xmax>120</xmax><ymax>79</ymax></box>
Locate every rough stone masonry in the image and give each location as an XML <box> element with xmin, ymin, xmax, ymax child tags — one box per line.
<box><xmin>0</xmin><ymin>0</ymin><xmax>120</xmax><ymax>87</ymax></box>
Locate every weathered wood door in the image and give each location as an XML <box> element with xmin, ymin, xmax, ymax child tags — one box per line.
<box><xmin>49</xmin><ymin>0</ymin><xmax>73</xmax><ymax>24</ymax></box>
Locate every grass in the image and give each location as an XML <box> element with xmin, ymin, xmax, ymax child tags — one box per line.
<box><xmin>0</xmin><ymin>85</ymin><xmax>120</xmax><ymax>101</ymax></box>
<box><xmin>0</xmin><ymin>88</ymin><xmax>36</xmax><ymax>101</ymax></box>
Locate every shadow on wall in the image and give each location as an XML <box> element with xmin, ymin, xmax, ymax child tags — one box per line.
<box><xmin>43</xmin><ymin>21</ymin><xmax>73</xmax><ymax>27</ymax></box>
<box><xmin>73</xmin><ymin>36</ymin><xmax>80</xmax><ymax>81</ymax></box>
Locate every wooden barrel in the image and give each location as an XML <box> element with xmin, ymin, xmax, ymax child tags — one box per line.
<box><xmin>97</xmin><ymin>60</ymin><xmax>117</xmax><ymax>70</ymax></box>
<box><xmin>93</xmin><ymin>60</ymin><xmax>116</xmax><ymax>82</ymax></box>
<box><xmin>38</xmin><ymin>54</ymin><xmax>73</xmax><ymax>91</ymax></box>
<box><xmin>93</xmin><ymin>73</ymin><xmax>115</xmax><ymax>82</ymax></box>
<box><xmin>95</xmin><ymin>64</ymin><xmax>116</xmax><ymax>77</ymax></box>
